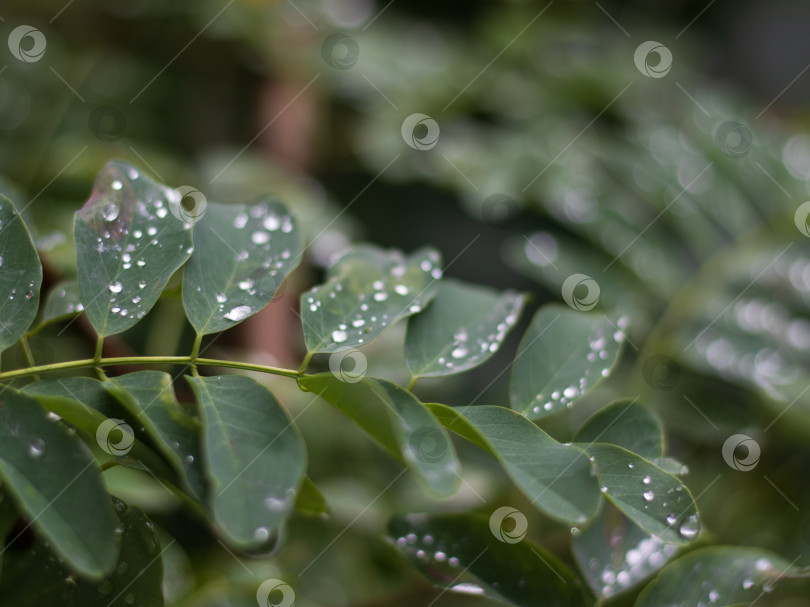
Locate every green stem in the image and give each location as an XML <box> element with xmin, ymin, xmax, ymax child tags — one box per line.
<box><xmin>406</xmin><ymin>376</ymin><xmax>417</xmax><ymax>391</ymax></box>
<box><xmin>298</xmin><ymin>351</ymin><xmax>313</xmax><ymax>374</ymax></box>
<box><xmin>0</xmin><ymin>356</ymin><xmax>302</xmax><ymax>382</ymax></box>
<box><xmin>93</xmin><ymin>337</ymin><xmax>108</xmax><ymax>380</ymax></box>
<box><xmin>18</xmin><ymin>336</ymin><xmax>38</xmax><ymax>381</ymax></box>
<box><xmin>190</xmin><ymin>333</ymin><xmax>203</xmax><ymax>376</ymax></box>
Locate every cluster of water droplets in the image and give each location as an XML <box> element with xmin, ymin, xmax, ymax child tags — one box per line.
<box><xmin>590</xmin><ymin>533</ymin><xmax>678</xmax><ymax>598</ymax></box>
<box><xmin>216</xmin><ymin>202</ymin><xmax>296</xmax><ymax>324</ymax></box>
<box><xmin>250</xmin><ymin>487</ymin><xmax>296</xmax><ymax>544</ymax></box>
<box><xmin>304</xmin><ymin>250</ymin><xmax>441</xmax><ymax>348</ymax></box>
<box><xmin>531</xmin><ymin>317</ymin><xmax>626</xmax><ymax>415</ymax></box>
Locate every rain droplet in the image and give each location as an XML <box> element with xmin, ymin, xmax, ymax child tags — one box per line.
<box><xmin>678</xmin><ymin>514</ymin><xmax>700</xmax><ymax>539</ymax></box>
<box><xmin>332</xmin><ymin>330</ymin><xmax>348</xmax><ymax>343</ymax></box>
<box><xmin>394</xmin><ymin>284</ymin><xmax>409</xmax><ymax>295</ymax></box>
<box><xmin>642</xmin><ymin>476</ymin><xmax>651</xmax><ymax>485</ymax></box>
<box><xmin>451</xmin><ymin>346</ymin><xmax>468</xmax><ymax>359</ymax></box>
<box><xmin>109</xmin><ymin>282</ymin><xmax>123</xmax><ymax>293</ymax></box>
<box><xmin>28</xmin><ymin>438</ymin><xmax>45</xmax><ymax>458</ymax></box>
<box><xmin>224</xmin><ymin>305</ymin><xmax>252</xmax><ymax>321</ymax></box>
<box><xmin>373</xmin><ymin>292</ymin><xmax>388</xmax><ymax>301</ymax></box>
<box><xmin>111</xmin><ymin>180</ymin><xmax>123</xmax><ymax>191</ymax></box>
<box><xmin>643</xmin><ymin>491</ymin><xmax>655</xmax><ymax>502</ymax></box>
<box><xmin>103</xmin><ymin>203</ymin><xmax>119</xmax><ymax>221</ymax></box>
<box><xmin>251</xmin><ymin>231</ymin><xmax>270</xmax><ymax>245</ymax></box>
<box><xmin>263</xmin><ymin>214</ymin><xmax>280</xmax><ymax>231</ymax></box>
<box><xmin>253</xmin><ymin>527</ymin><xmax>270</xmax><ymax>542</ymax></box>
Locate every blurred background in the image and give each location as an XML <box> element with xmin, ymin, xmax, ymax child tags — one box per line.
<box><xmin>3</xmin><ymin>0</ymin><xmax>810</xmax><ymax>605</ymax></box>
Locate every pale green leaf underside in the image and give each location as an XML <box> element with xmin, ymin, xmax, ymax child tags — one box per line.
<box><xmin>510</xmin><ymin>304</ymin><xmax>623</xmax><ymax>419</ymax></box>
<box><xmin>0</xmin><ymin>390</ymin><xmax>119</xmax><ymax>578</ymax></box>
<box><xmin>182</xmin><ymin>199</ymin><xmax>302</xmax><ymax>335</ymax></box>
<box><xmin>74</xmin><ymin>161</ymin><xmax>193</xmax><ymax>336</ymax></box>
<box><xmin>298</xmin><ymin>374</ymin><xmax>460</xmax><ymax>497</ymax></box>
<box><xmin>301</xmin><ymin>245</ymin><xmax>442</xmax><ymax>353</ymax></box>
<box><xmin>187</xmin><ymin>375</ymin><xmax>306</xmax><ymax>548</ymax></box>
<box><xmin>429</xmin><ymin>403</ymin><xmax>601</xmax><ymax>524</ymax></box>
<box><xmin>405</xmin><ymin>278</ymin><xmax>526</xmax><ymax>378</ymax></box>
<box><xmin>0</xmin><ymin>194</ymin><xmax>42</xmax><ymax>351</ymax></box>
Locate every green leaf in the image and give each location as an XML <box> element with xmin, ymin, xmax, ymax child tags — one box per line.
<box><xmin>636</xmin><ymin>546</ymin><xmax>810</xmax><ymax>607</ymax></box>
<box><xmin>583</xmin><ymin>444</ymin><xmax>699</xmax><ymax>545</ymax></box>
<box><xmin>21</xmin><ymin>377</ymin><xmax>175</xmax><ymax>479</ymax></box>
<box><xmin>182</xmin><ymin>200</ymin><xmax>302</xmax><ymax>335</ymax></box>
<box><xmin>428</xmin><ymin>403</ymin><xmax>601</xmax><ymax>525</ymax></box>
<box><xmin>104</xmin><ymin>371</ymin><xmax>205</xmax><ymax>499</ymax></box>
<box><xmin>301</xmin><ymin>245</ymin><xmax>441</xmax><ymax>354</ymax></box>
<box><xmin>295</xmin><ymin>476</ymin><xmax>328</xmax><ymax>517</ymax></box>
<box><xmin>186</xmin><ymin>375</ymin><xmax>307</xmax><ymax>548</ymax></box>
<box><xmin>39</xmin><ymin>280</ymin><xmax>84</xmax><ymax>327</ymax></box>
<box><xmin>0</xmin><ymin>389</ymin><xmax>119</xmax><ymax>578</ymax></box>
<box><xmin>298</xmin><ymin>374</ymin><xmax>459</xmax><ymax>497</ymax></box>
<box><xmin>405</xmin><ymin>278</ymin><xmax>526</xmax><ymax>378</ymax></box>
<box><xmin>0</xmin><ymin>497</ymin><xmax>164</xmax><ymax>607</ymax></box>
<box><xmin>0</xmin><ymin>194</ymin><xmax>42</xmax><ymax>351</ymax></box>
<box><xmin>572</xmin><ymin>503</ymin><xmax>677</xmax><ymax>599</ymax></box>
<box><xmin>389</xmin><ymin>513</ymin><xmax>592</xmax><ymax>607</ymax></box>
<box><xmin>510</xmin><ymin>304</ymin><xmax>623</xmax><ymax>419</ymax></box>
<box><xmin>74</xmin><ymin>161</ymin><xmax>194</xmax><ymax>336</ymax></box>
<box><xmin>574</xmin><ymin>399</ymin><xmax>664</xmax><ymax>460</ymax></box>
